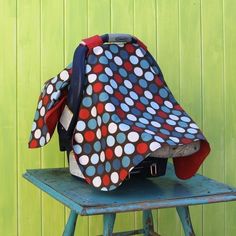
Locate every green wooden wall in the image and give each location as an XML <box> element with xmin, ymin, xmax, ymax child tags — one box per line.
<box><xmin>0</xmin><ymin>0</ymin><xmax>236</xmax><ymax>235</ymax></box>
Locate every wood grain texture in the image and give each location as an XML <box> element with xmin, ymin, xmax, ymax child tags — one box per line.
<box><xmin>1</xmin><ymin>0</ymin><xmax>236</xmax><ymax>235</ymax></box>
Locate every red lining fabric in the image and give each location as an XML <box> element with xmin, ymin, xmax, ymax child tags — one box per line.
<box><xmin>173</xmin><ymin>140</ymin><xmax>211</xmax><ymax>179</ymax></box>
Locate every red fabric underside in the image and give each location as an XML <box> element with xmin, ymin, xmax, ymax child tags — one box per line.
<box><xmin>173</xmin><ymin>140</ymin><xmax>211</xmax><ymax>179</ymax></box>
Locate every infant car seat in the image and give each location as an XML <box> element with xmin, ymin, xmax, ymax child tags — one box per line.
<box><xmin>28</xmin><ymin>34</ymin><xmax>211</xmax><ymax>191</ymax></box>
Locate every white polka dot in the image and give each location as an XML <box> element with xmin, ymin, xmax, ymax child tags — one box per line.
<box><xmin>38</xmin><ymin>101</ymin><xmax>42</xmax><ymax>109</ymax></box>
<box><xmin>144</xmin><ymin>91</ymin><xmax>153</xmax><ymax>99</ymax></box>
<box><xmin>124</xmin><ymin>143</ymin><xmax>135</xmax><ymax>154</ymax></box>
<box><xmin>175</xmin><ymin>127</ymin><xmax>185</xmax><ymax>133</ymax></box>
<box><xmin>39</xmin><ymin>137</ymin><xmax>45</xmax><ymax>146</ymax></box>
<box><xmin>46</xmin><ymin>132</ymin><xmax>50</xmax><ymax>142</ymax></box>
<box><xmin>34</xmin><ymin>129</ymin><xmax>41</xmax><ymax>139</ymax></box>
<box><xmin>92</xmin><ymin>176</ymin><xmax>102</xmax><ymax>187</ymax></box>
<box><xmin>169</xmin><ymin>114</ymin><xmax>179</xmax><ymax>121</ymax></box>
<box><xmin>150</xmin><ymin>141</ymin><xmax>161</xmax><ymax>151</ymax></box>
<box><xmin>147</xmin><ymin>107</ymin><xmax>156</xmax><ymax>115</ymax></box>
<box><xmin>101</xmin><ymin>187</ymin><xmax>108</xmax><ymax>191</ymax></box>
<box><xmin>166</xmin><ymin>119</ymin><xmax>176</xmax><ymax>126</ymax></box>
<box><xmin>119</xmin><ymin>123</ymin><xmax>130</xmax><ymax>131</ymax></box>
<box><xmin>105</xmin><ymin>85</ymin><xmax>114</xmax><ymax>94</ymax></box>
<box><xmin>150</xmin><ymin>101</ymin><xmax>159</xmax><ymax>110</ymax></box>
<box><xmin>144</xmin><ymin>71</ymin><xmax>154</xmax><ymax>81</ymax></box>
<box><xmin>91</xmin><ymin>106</ymin><xmax>97</xmax><ymax>117</ymax></box>
<box><xmin>88</xmin><ymin>74</ymin><xmax>97</xmax><ymax>83</ymax></box>
<box><xmin>107</xmin><ymin>135</ymin><xmax>115</xmax><ymax>147</ymax></box>
<box><xmin>121</xmin><ymin>103</ymin><xmax>130</xmax><ymax>112</ymax></box>
<box><xmin>128</xmin><ymin>132</ymin><xmax>139</xmax><ymax>142</ymax></box>
<box><xmin>105</xmin><ymin>67</ymin><xmax>113</xmax><ymax>76</ymax></box>
<box><xmin>79</xmin><ymin>155</ymin><xmax>89</xmax><ymax>165</ymax></box>
<box><xmin>76</xmin><ymin>121</ymin><xmax>86</xmax><ymax>131</ymax></box>
<box><xmin>110</xmin><ymin>79</ymin><xmax>118</xmax><ymax>89</ymax></box>
<box><xmin>105</xmin><ymin>103</ymin><xmax>115</xmax><ymax>112</ymax></box>
<box><xmin>86</xmin><ymin>85</ymin><xmax>93</xmax><ymax>95</ymax></box>
<box><xmin>129</xmin><ymin>55</ymin><xmax>139</xmax><ymax>64</ymax></box>
<box><xmin>144</xmin><ymin>129</ymin><xmax>155</xmax><ymax>135</ymax></box>
<box><xmin>40</xmin><ymin>106</ymin><xmax>45</xmax><ymax>116</ymax></box>
<box><xmin>154</xmin><ymin>136</ymin><xmax>165</xmax><ymax>143</ymax></box>
<box><xmin>115</xmin><ymin>146</ymin><xmax>123</xmax><ymax>157</ymax></box>
<box><xmin>114</xmin><ymin>56</ymin><xmax>123</xmax><ymax>65</ymax></box>
<box><xmin>60</xmin><ymin>70</ymin><xmax>69</xmax><ymax>81</ymax></box>
<box><xmin>91</xmin><ymin>153</ymin><xmax>99</xmax><ymax>164</ymax></box>
<box><xmin>85</xmin><ymin>65</ymin><xmax>91</xmax><ymax>73</ymax></box>
<box><xmin>139</xmin><ymin>117</ymin><xmax>149</xmax><ymax>125</ymax></box>
<box><xmin>124</xmin><ymin>80</ymin><xmax>133</xmax><ymax>89</ymax></box>
<box><xmin>93</xmin><ymin>46</ymin><xmax>103</xmax><ymax>55</ymax></box>
<box><xmin>127</xmin><ymin>114</ymin><xmax>137</xmax><ymax>121</ymax></box>
<box><xmin>134</xmin><ymin>67</ymin><xmax>143</xmax><ymax>76</ymax></box>
<box><xmin>187</xmin><ymin>128</ymin><xmax>198</xmax><ymax>134</ymax></box>
<box><xmin>31</xmin><ymin>122</ymin><xmax>36</xmax><ymax>131</ymax></box>
<box><xmin>46</xmin><ymin>84</ymin><xmax>53</xmax><ymax>94</ymax></box>
<box><xmin>97</xmin><ymin>115</ymin><xmax>102</xmax><ymax>126</ymax></box>
<box><xmin>108</xmin><ymin>122</ymin><xmax>118</xmax><ymax>134</ymax></box>
<box><xmin>100</xmin><ymin>151</ymin><xmax>105</xmax><ymax>162</ymax></box>
<box><xmin>181</xmin><ymin>116</ymin><xmax>191</xmax><ymax>122</ymax></box>
<box><xmin>96</xmin><ymin>128</ymin><xmax>102</xmax><ymax>139</ymax></box>
<box><xmin>164</xmin><ymin>101</ymin><xmax>173</xmax><ymax>109</ymax></box>
<box><xmin>151</xmin><ymin>121</ymin><xmax>161</xmax><ymax>127</ymax></box>
<box><xmin>111</xmin><ymin>172</ymin><xmax>119</xmax><ymax>184</ymax></box>
<box><xmin>190</xmin><ymin>123</ymin><xmax>199</xmax><ymax>129</ymax></box>
<box><xmin>170</xmin><ymin>137</ymin><xmax>180</xmax><ymax>143</ymax></box>
<box><xmin>125</xmin><ymin>97</ymin><xmax>134</xmax><ymax>106</ymax></box>
<box><xmin>136</xmin><ymin>48</ymin><xmax>144</xmax><ymax>57</ymax></box>
<box><xmin>51</xmin><ymin>76</ymin><xmax>57</xmax><ymax>83</ymax></box>
<box><xmin>75</xmin><ymin>133</ymin><xmax>84</xmax><ymax>143</ymax></box>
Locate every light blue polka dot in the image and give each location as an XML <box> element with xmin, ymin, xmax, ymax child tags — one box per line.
<box><xmin>130</xmin><ymin>55</ymin><xmax>138</xmax><ymax>64</ymax></box>
<box><xmin>82</xmin><ymin>97</ymin><xmax>92</xmax><ymax>107</ymax></box>
<box><xmin>34</xmin><ymin>111</ymin><xmax>39</xmax><ymax>120</ymax></box>
<box><xmin>144</xmin><ymin>71</ymin><xmax>154</xmax><ymax>81</ymax></box>
<box><xmin>94</xmin><ymin>141</ymin><xmax>101</xmax><ymax>152</ymax></box>
<box><xmin>187</xmin><ymin>128</ymin><xmax>198</xmax><ymax>134</ymax></box>
<box><xmin>121</xmin><ymin>103</ymin><xmax>129</xmax><ymax>112</ymax></box>
<box><xmin>107</xmin><ymin>135</ymin><xmax>115</xmax><ymax>147</ymax></box>
<box><xmin>159</xmin><ymin>88</ymin><xmax>168</xmax><ymax>98</ymax></box>
<box><xmin>139</xmin><ymin>79</ymin><xmax>148</xmax><ymax>88</ymax></box>
<box><xmin>73</xmin><ymin>144</ymin><xmax>82</xmax><ymax>154</ymax></box>
<box><xmin>39</xmin><ymin>137</ymin><xmax>45</xmax><ymax>146</ymax></box>
<box><xmin>116</xmin><ymin>133</ymin><xmax>126</xmax><ymax>144</ymax></box>
<box><xmin>119</xmin><ymin>68</ymin><xmax>127</xmax><ymax>77</ymax></box>
<box><xmin>99</xmin><ymin>92</ymin><xmax>109</xmax><ymax>102</ymax></box>
<box><xmin>172</xmin><ymin>110</ymin><xmax>182</xmax><ymax>116</ymax></box>
<box><xmin>88</xmin><ymin>119</ymin><xmax>97</xmax><ymax>130</ymax></box>
<box><xmin>161</xmin><ymin>106</ymin><xmax>170</xmax><ymax>113</ymax></box>
<box><xmin>110</xmin><ymin>79</ymin><xmax>118</xmax><ymax>89</ymax></box>
<box><xmin>110</xmin><ymin>45</ymin><xmax>118</xmax><ymax>53</ymax></box>
<box><xmin>99</xmin><ymin>56</ymin><xmax>108</xmax><ymax>64</ymax></box>
<box><xmin>185</xmin><ymin>133</ymin><xmax>195</xmax><ymax>139</ymax></box>
<box><xmin>86</xmin><ymin>166</ymin><xmax>96</xmax><ymax>176</ymax></box>
<box><xmin>178</xmin><ymin>121</ymin><xmax>188</xmax><ymax>128</ymax></box>
<box><xmin>122</xmin><ymin>156</ymin><xmax>130</xmax><ymax>168</ymax></box>
<box><xmin>112</xmin><ymin>159</ymin><xmax>121</xmax><ymax>170</ymax></box>
<box><xmin>140</xmin><ymin>59</ymin><xmax>149</xmax><ymax>69</ymax></box>
<box><xmin>105</xmin><ymin>161</ymin><xmax>111</xmax><ymax>172</ymax></box>
<box><xmin>98</xmin><ymin>74</ymin><xmax>109</xmax><ymax>82</ymax></box>
<box><xmin>105</xmin><ymin>50</ymin><xmax>112</xmax><ymax>59</ymax></box>
<box><xmin>119</xmin><ymin>123</ymin><xmax>130</xmax><ymax>131</ymax></box>
<box><xmin>141</xmin><ymin>133</ymin><xmax>152</xmax><ymax>141</ymax></box>
<box><xmin>102</xmin><ymin>113</ymin><xmax>110</xmax><ymax>123</ymax></box>
<box><xmin>133</xmin><ymin>155</ymin><xmax>144</xmax><ymax>165</ymax></box>
<box><xmin>119</xmin><ymin>85</ymin><xmax>128</xmax><ymax>95</ymax></box>
<box><xmin>150</xmin><ymin>101</ymin><xmax>159</xmax><ymax>110</ymax></box>
<box><xmin>130</xmin><ymin>91</ymin><xmax>138</xmax><ymax>100</ymax></box>
<box><xmin>124</xmin><ymin>143</ymin><xmax>135</xmax><ymax>154</ymax></box>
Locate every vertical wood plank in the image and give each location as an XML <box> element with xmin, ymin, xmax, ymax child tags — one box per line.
<box><xmin>64</xmin><ymin>0</ymin><xmax>89</xmax><ymax>235</ymax></box>
<box><xmin>179</xmin><ymin>0</ymin><xmax>203</xmax><ymax>235</ymax></box>
<box><xmin>87</xmin><ymin>0</ymin><xmax>111</xmax><ymax>235</ymax></box>
<box><xmin>201</xmin><ymin>0</ymin><xmax>225</xmax><ymax>235</ymax></box>
<box><xmin>0</xmin><ymin>0</ymin><xmax>17</xmax><ymax>235</ymax></box>
<box><xmin>156</xmin><ymin>1</ymin><xmax>182</xmax><ymax>235</ymax></box>
<box><xmin>17</xmin><ymin>1</ymin><xmax>42</xmax><ymax>236</ymax></box>
<box><xmin>134</xmin><ymin>0</ymin><xmax>158</xmax><ymax>233</ymax></box>
<box><xmin>224</xmin><ymin>0</ymin><xmax>236</xmax><ymax>236</ymax></box>
<box><xmin>41</xmin><ymin>0</ymin><xmax>65</xmax><ymax>235</ymax></box>
<box><xmin>110</xmin><ymin>0</ymin><xmax>136</xmax><ymax>233</ymax></box>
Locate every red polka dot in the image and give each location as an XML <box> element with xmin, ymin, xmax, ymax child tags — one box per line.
<box><xmin>159</xmin><ymin>133</ymin><xmax>167</xmax><ymax>139</ymax></box>
<box><xmin>154</xmin><ymin>95</ymin><xmax>163</xmax><ymax>105</ymax></box>
<box><xmin>37</xmin><ymin>117</ymin><xmax>44</xmax><ymax>128</ymax></box>
<box><xmin>101</xmin><ymin>125</ymin><xmax>108</xmax><ymax>137</ymax></box>
<box><xmin>157</xmin><ymin>111</ymin><xmax>168</xmax><ymax>118</ymax></box>
<box><xmin>103</xmin><ymin>174</ymin><xmax>110</xmax><ymax>186</ymax></box>
<box><xmin>117</xmin><ymin>108</ymin><xmax>125</xmax><ymax>118</ymax></box>
<box><xmin>79</xmin><ymin>108</ymin><xmax>90</xmax><ymax>119</ymax></box>
<box><xmin>132</xmin><ymin>126</ymin><xmax>142</xmax><ymax>132</ymax></box>
<box><xmin>97</xmin><ymin>103</ymin><xmax>104</xmax><ymax>115</ymax></box>
<box><xmin>93</xmin><ymin>64</ymin><xmax>103</xmax><ymax>73</ymax></box>
<box><xmin>181</xmin><ymin>138</ymin><xmax>192</xmax><ymax>144</ymax></box>
<box><xmin>155</xmin><ymin>76</ymin><xmax>164</xmax><ymax>87</ymax></box>
<box><xmin>105</xmin><ymin>148</ymin><xmax>113</xmax><ymax>160</ymax></box>
<box><xmin>124</xmin><ymin>61</ymin><xmax>133</xmax><ymax>71</ymax></box>
<box><xmin>174</xmin><ymin>104</ymin><xmax>183</xmax><ymax>111</ymax></box>
<box><xmin>119</xmin><ymin>169</ymin><xmax>128</xmax><ymax>181</ymax></box>
<box><xmin>163</xmin><ymin>123</ymin><xmax>174</xmax><ymax>131</ymax></box>
<box><xmin>134</xmin><ymin>85</ymin><xmax>143</xmax><ymax>95</ymax></box>
<box><xmin>114</xmin><ymin>91</ymin><xmax>124</xmax><ymax>100</ymax></box>
<box><xmin>136</xmin><ymin>102</ymin><xmax>145</xmax><ymax>111</ymax></box>
<box><xmin>43</xmin><ymin>95</ymin><xmax>49</xmax><ymax>105</ymax></box>
<box><xmin>84</xmin><ymin>131</ymin><xmax>95</xmax><ymax>142</ymax></box>
<box><xmin>125</xmin><ymin>43</ymin><xmax>135</xmax><ymax>53</ymax></box>
<box><xmin>29</xmin><ymin>139</ymin><xmax>38</xmax><ymax>148</ymax></box>
<box><xmin>136</xmin><ymin>143</ymin><xmax>148</xmax><ymax>154</ymax></box>
<box><xmin>93</xmin><ymin>82</ymin><xmax>103</xmax><ymax>93</ymax></box>
<box><xmin>85</xmin><ymin>177</ymin><xmax>92</xmax><ymax>184</ymax></box>
<box><xmin>114</xmin><ymin>73</ymin><xmax>123</xmax><ymax>84</ymax></box>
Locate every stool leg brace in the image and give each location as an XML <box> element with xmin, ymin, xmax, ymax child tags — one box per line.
<box><xmin>62</xmin><ymin>207</ymin><xmax>195</xmax><ymax>236</ymax></box>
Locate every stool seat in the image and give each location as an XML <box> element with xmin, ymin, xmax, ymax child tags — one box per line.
<box><xmin>23</xmin><ymin>163</ymin><xmax>236</xmax><ymax>236</ymax></box>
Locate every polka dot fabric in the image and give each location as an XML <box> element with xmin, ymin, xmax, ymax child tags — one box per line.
<box><xmin>72</xmin><ymin>43</ymin><xmax>211</xmax><ymax>191</ymax></box>
<box><xmin>28</xmin><ymin>66</ymin><xmax>72</xmax><ymax>148</ymax></box>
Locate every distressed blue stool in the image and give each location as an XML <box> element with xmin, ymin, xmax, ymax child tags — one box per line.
<box><xmin>23</xmin><ymin>163</ymin><xmax>236</xmax><ymax>236</ymax></box>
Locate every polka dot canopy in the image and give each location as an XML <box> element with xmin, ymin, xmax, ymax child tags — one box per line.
<box><xmin>29</xmin><ymin>39</ymin><xmax>210</xmax><ymax>192</ymax></box>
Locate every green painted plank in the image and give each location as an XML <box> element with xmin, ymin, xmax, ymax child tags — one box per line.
<box><xmin>201</xmin><ymin>0</ymin><xmax>225</xmax><ymax>235</ymax></box>
<box><xmin>134</xmin><ymin>0</ymin><xmax>158</xmax><ymax>233</ymax></box>
<box><xmin>111</xmin><ymin>0</ymin><xmax>136</xmax><ymax>233</ymax></box>
<box><xmin>223</xmin><ymin>0</ymin><xmax>236</xmax><ymax>236</ymax></box>
<box><xmin>64</xmin><ymin>0</ymin><xmax>89</xmax><ymax>235</ymax></box>
<box><xmin>41</xmin><ymin>1</ymin><xmax>65</xmax><ymax>235</ymax></box>
<box><xmin>156</xmin><ymin>1</ymin><xmax>182</xmax><ymax>235</ymax></box>
<box><xmin>0</xmin><ymin>0</ymin><xmax>17</xmax><ymax>235</ymax></box>
<box><xmin>16</xmin><ymin>1</ymin><xmax>42</xmax><ymax>236</ymax></box>
<box><xmin>87</xmin><ymin>0</ymin><xmax>111</xmax><ymax>235</ymax></box>
<box><xmin>179</xmin><ymin>1</ymin><xmax>203</xmax><ymax>235</ymax></box>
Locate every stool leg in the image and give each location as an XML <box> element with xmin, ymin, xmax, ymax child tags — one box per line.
<box><xmin>63</xmin><ymin>210</ymin><xmax>78</xmax><ymax>236</ymax></box>
<box><xmin>103</xmin><ymin>213</ymin><xmax>116</xmax><ymax>236</ymax></box>
<box><xmin>176</xmin><ymin>206</ymin><xmax>195</xmax><ymax>236</ymax></box>
<box><xmin>143</xmin><ymin>210</ymin><xmax>160</xmax><ymax>236</ymax></box>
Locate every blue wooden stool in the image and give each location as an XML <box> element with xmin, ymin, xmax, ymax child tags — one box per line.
<box><xmin>23</xmin><ymin>163</ymin><xmax>236</xmax><ymax>236</ymax></box>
